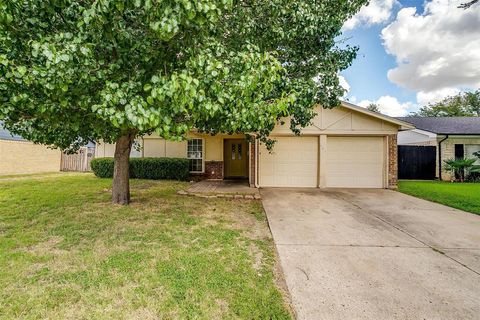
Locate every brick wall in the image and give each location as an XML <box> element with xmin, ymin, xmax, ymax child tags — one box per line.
<box><xmin>388</xmin><ymin>134</ymin><xmax>398</xmax><ymax>188</ymax></box>
<box><xmin>204</xmin><ymin>161</ymin><xmax>223</xmax><ymax>179</ymax></box>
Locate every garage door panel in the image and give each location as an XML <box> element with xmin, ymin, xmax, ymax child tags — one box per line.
<box><xmin>329</xmin><ymin>153</ymin><xmax>382</xmax><ymax>164</ymax></box>
<box><xmin>260</xmin><ymin>137</ymin><xmax>318</xmax><ymax>187</ymax></box>
<box><xmin>327</xmin><ymin>137</ymin><xmax>384</xmax><ymax>188</ymax></box>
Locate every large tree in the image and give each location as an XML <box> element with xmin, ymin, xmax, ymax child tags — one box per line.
<box><xmin>411</xmin><ymin>90</ymin><xmax>480</xmax><ymax>117</ymax></box>
<box><xmin>0</xmin><ymin>0</ymin><xmax>365</xmax><ymax>204</ymax></box>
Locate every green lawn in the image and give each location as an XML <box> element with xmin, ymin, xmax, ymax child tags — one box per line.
<box><xmin>398</xmin><ymin>180</ymin><xmax>480</xmax><ymax>215</ymax></box>
<box><xmin>0</xmin><ymin>173</ymin><xmax>291</xmax><ymax>319</ymax></box>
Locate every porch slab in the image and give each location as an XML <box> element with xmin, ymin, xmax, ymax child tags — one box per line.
<box><xmin>185</xmin><ymin>180</ymin><xmax>260</xmax><ymax>197</ymax></box>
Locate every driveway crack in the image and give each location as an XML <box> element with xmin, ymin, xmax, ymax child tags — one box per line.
<box><xmin>296</xmin><ymin>267</ymin><xmax>310</xmax><ymax>280</ymax></box>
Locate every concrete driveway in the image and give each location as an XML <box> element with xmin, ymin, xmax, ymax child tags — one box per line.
<box><xmin>261</xmin><ymin>188</ymin><xmax>480</xmax><ymax>320</ymax></box>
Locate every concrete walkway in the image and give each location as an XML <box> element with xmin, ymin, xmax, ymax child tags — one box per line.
<box><xmin>261</xmin><ymin>188</ymin><xmax>480</xmax><ymax>320</ymax></box>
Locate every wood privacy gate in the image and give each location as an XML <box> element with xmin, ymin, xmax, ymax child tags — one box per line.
<box><xmin>398</xmin><ymin>145</ymin><xmax>436</xmax><ymax>180</ymax></box>
<box><xmin>61</xmin><ymin>147</ymin><xmax>95</xmax><ymax>172</ymax></box>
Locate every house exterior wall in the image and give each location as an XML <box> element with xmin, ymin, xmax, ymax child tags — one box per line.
<box><xmin>438</xmin><ymin>136</ymin><xmax>480</xmax><ymax>181</ymax></box>
<box><xmin>95</xmin><ymin>133</ymin><xmax>247</xmax><ymax>181</ymax></box>
<box><xmin>0</xmin><ymin>139</ymin><xmax>61</xmax><ymax>175</ymax></box>
<box><xmin>265</xmin><ymin>105</ymin><xmax>401</xmax><ymax>188</ymax></box>
<box><xmin>94</xmin><ymin>105</ymin><xmax>405</xmax><ymax>187</ymax></box>
<box><xmin>270</xmin><ymin>105</ymin><xmax>398</xmax><ymax>136</ymax></box>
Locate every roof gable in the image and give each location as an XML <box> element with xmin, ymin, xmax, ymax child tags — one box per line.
<box><xmin>341</xmin><ymin>101</ymin><xmax>414</xmax><ymax>130</ymax></box>
<box><xmin>271</xmin><ymin>102</ymin><xmax>411</xmax><ymax>135</ymax></box>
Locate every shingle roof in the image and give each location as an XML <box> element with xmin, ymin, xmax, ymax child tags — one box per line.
<box><xmin>396</xmin><ymin>117</ymin><xmax>480</xmax><ymax>135</ymax></box>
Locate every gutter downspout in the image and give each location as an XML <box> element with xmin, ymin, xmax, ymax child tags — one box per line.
<box><xmin>438</xmin><ymin>134</ymin><xmax>448</xmax><ymax>181</ymax></box>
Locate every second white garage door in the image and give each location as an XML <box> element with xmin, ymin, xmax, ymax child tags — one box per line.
<box><xmin>259</xmin><ymin>137</ymin><xmax>318</xmax><ymax>187</ymax></box>
<box><xmin>327</xmin><ymin>136</ymin><xmax>384</xmax><ymax>188</ymax></box>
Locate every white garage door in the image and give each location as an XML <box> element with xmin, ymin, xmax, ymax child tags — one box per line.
<box><xmin>327</xmin><ymin>136</ymin><xmax>384</xmax><ymax>188</ymax></box>
<box><xmin>259</xmin><ymin>137</ymin><xmax>318</xmax><ymax>187</ymax></box>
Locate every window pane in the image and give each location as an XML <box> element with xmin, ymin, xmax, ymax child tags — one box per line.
<box><xmin>238</xmin><ymin>144</ymin><xmax>242</xmax><ymax>160</ymax></box>
<box><xmin>187</xmin><ymin>139</ymin><xmax>203</xmax><ymax>171</ymax></box>
<box><xmin>189</xmin><ymin>159</ymin><xmax>202</xmax><ymax>172</ymax></box>
<box><xmin>466</xmin><ymin>144</ymin><xmax>480</xmax><ymax>165</ymax></box>
<box><xmin>231</xmin><ymin>144</ymin><xmax>236</xmax><ymax>160</ymax></box>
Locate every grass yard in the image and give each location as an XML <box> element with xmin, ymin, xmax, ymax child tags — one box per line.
<box><xmin>398</xmin><ymin>180</ymin><xmax>480</xmax><ymax>215</ymax></box>
<box><xmin>0</xmin><ymin>173</ymin><xmax>291</xmax><ymax>319</ymax></box>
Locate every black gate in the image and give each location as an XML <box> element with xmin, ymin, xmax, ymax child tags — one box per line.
<box><xmin>398</xmin><ymin>146</ymin><xmax>436</xmax><ymax>180</ymax></box>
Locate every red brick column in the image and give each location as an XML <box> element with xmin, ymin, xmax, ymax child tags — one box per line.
<box><xmin>250</xmin><ymin>142</ymin><xmax>256</xmax><ymax>187</ymax></box>
<box><xmin>388</xmin><ymin>134</ymin><xmax>398</xmax><ymax>189</ymax></box>
<box><xmin>204</xmin><ymin>161</ymin><xmax>223</xmax><ymax>179</ymax></box>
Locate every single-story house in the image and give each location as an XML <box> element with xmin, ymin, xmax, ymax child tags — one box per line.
<box><xmin>96</xmin><ymin>102</ymin><xmax>413</xmax><ymax>189</ymax></box>
<box><xmin>397</xmin><ymin>117</ymin><xmax>480</xmax><ymax>181</ymax></box>
<box><xmin>0</xmin><ymin>124</ymin><xmax>62</xmax><ymax>175</ymax></box>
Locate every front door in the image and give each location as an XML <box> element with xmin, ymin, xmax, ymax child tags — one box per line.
<box><xmin>224</xmin><ymin>139</ymin><xmax>248</xmax><ymax>178</ymax></box>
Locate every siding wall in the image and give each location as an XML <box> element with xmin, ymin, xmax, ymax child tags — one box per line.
<box><xmin>95</xmin><ymin>133</ymin><xmax>247</xmax><ymax>180</ymax></box>
<box><xmin>271</xmin><ymin>105</ymin><xmax>398</xmax><ymax>135</ymax></box>
<box><xmin>0</xmin><ymin>140</ymin><xmax>61</xmax><ymax>175</ymax></box>
<box><xmin>438</xmin><ymin>136</ymin><xmax>480</xmax><ymax>180</ymax></box>
<box><xmin>96</xmin><ymin>133</ymin><xmax>245</xmax><ymax>161</ymax></box>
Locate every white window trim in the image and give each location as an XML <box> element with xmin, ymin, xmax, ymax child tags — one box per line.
<box><xmin>187</xmin><ymin>138</ymin><xmax>205</xmax><ymax>173</ymax></box>
<box><xmin>465</xmin><ymin>144</ymin><xmax>480</xmax><ymax>165</ymax></box>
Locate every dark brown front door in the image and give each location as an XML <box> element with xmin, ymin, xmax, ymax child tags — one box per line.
<box><xmin>224</xmin><ymin>139</ymin><xmax>248</xmax><ymax>178</ymax></box>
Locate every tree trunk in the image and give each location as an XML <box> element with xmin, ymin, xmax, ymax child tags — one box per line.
<box><xmin>112</xmin><ymin>132</ymin><xmax>135</xmax><ymax>205</ymax></box>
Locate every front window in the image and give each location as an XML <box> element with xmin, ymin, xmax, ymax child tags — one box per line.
<box><xmin>187</xmin><ymin>139</ymin><xmax>203</xmax><ymax>172</ymax></box>
<box><xmin>466</xmin><ymin>144</ymin><xmax>480</xmax><ymax>165</ymax></box>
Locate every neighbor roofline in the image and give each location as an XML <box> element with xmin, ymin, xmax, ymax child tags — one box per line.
<box><xmin>340</xmin><ymin>101</ymin><xmax>415</xmax><ymax>130</ymax></box>
<box><xmin>435</xmin><ymin>133</ymin><xmax>480</xmax><ymax>136</ymax></box>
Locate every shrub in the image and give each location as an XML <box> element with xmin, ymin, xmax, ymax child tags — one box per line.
<box><xmin>91</xmin><ymin>157</ymin><xmax>190</xmax><ymax>180</ymax></box>
<box><xmin>90</xmin><ymin>158</ymin><xmax>114</xmax><ymax>178</ymax></box>
<box><xmin>443</xmin><ymin>158</ymin><xmax>476</xmax><ymax>182</ymax></box>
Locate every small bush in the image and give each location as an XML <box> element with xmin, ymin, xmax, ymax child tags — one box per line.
<box><xmin>91</xmin><ymin>157</ymin><xmax>190</xmax><ymax>180</ymax></box>
<box><xmin>90</xmin><ymin>158</ymin><xmax>114</xmax><ymax>178</ymax></box>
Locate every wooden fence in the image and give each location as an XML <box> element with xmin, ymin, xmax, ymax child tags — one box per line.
<box><xmin>61</xmin><ymin>147</ymin><xmax>95</xmax><ymax>172</ymax></box>
<box><xmin>398</xmin><ymin>145</ymin><xmax>436</xmax><ymax>180</ymax></box>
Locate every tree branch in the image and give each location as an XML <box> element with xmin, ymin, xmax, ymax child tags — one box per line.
<box><xmin>458</xmin><ymin>0</ymin><xmax>478</xmax><ymax>9</ymax></box>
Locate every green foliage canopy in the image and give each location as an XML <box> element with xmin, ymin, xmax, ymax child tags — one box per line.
<box><xmin>411</xmin><ymin>90</ymin><xmax>480</xmax><ymax>117</ymax></box>
<box><xmin>0</xmin><ymin>0</ymin><xmax>365</xmax><ymax>151</ymax></box>
<box><xmin>366</xmin><ymin>103</ymin><xmax>380</xmax><ymax>113</ymax></box>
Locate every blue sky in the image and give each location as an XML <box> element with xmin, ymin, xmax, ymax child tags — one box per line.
<box><xmin>338</xmin><ymin>0</ymin><xmax>480</xmax><ymax>116</ymax></box>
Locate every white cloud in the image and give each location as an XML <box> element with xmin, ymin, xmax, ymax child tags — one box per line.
<box><xmin>416</xmin><ymin>87</ymin><xmax>461</xmax><ymax>105</ymax></box>
<box><xmin>382</xmin><ymin>0</ymin><xmax>480</xmax><ymax>104</ymax></box>
<box><xmin>338</xmin><ymin>75</ymin><xmax>350</xmax><ymax>93</ymax></box>
<box><xmin>343</xmin><ymin>0</ymin><xmax>398</xmax><ymax>30</ymax></box>
<box><xmin>358</xmin><ymin>95</ymin><xmax>416</xmax><ymax>117</ymax></box>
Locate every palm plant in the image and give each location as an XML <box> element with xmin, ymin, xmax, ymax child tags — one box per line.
<box><xmin>443</xmin><ymin>158</ymin><xmax>477</xmax><ymax>182</ymax></box>
<box><xmin>471</xmin><ymin>151</ymin><xmax>480</xmax><ymax>175</ymax></box>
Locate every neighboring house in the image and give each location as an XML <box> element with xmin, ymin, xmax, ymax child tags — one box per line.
<box><xmin>96</xmin><ymin>102</ymin><xmax>413</xmax><ymax>189</ymax></box>
<box><xmin>397</xmin><ymin>117</ymin><xmax>480</xmax><ymax>181</ymax></box>
<box><xmin>0</xmin><ymin>124</ymin><xmax>62</xmax><ymax>175</ymax></box>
